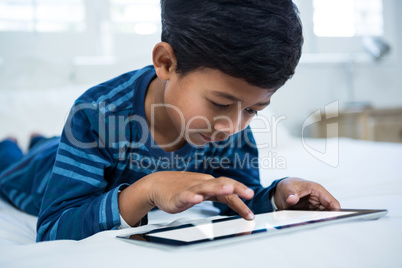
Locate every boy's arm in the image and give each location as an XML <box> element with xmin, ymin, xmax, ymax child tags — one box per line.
<box><xmin>37</xmin><ymin>100</ymin><xmax>129</xmax><ymax>241</ymax></box>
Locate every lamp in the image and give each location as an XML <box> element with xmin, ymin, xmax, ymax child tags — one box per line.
<box><xmin>363</xmin><ymin>36</ymin><xmax>391</xmax><ymax>61</ymax></box>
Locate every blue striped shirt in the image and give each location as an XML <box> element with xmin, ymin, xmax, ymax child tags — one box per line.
<box><xmin>0</xmin><ymin>65</ymin><xmax>281</xmax><ymax>241</ymax></box>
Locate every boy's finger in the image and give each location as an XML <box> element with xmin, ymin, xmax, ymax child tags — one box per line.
<box><xmin>278</xmin><ymin>182</ymin><xmax>304</xmax><ymax>207</ymax></box>
<box><xmin>315</xmin><ymin>188</ymin><xmax>341</xmax><ymax>210</ymax></box>
<box><xmin>286</xmin><ymin>193</ymin><xmax>300</xmax><ymax>206</ymax></box>
<box><xmin>190</xmin><ymin>178</ymin><xmax>254</xmax><ymax>199</ymax></box>
<box><xmin>189</xmin><ymin>180</ymin><xmax>236</xmax><ymax>196</ymax></box>
<box><xmin>216</xmin><ymin>177</ymin><xmax>254</xmax><ymax>200</ymax></box>
<box><xmin>175</xmin><ymin>191</ymin><xmax>203</xmax><ymax>210</ymax></box>
<box><xmin>298</xmin><ymin>185</ymin><xmax>341</xmax><ymax>210</ymax></box>
<box><xmin>218</xmin><ymin>194</ymin><xmax>254</xmax><ymax>220</ymax></box>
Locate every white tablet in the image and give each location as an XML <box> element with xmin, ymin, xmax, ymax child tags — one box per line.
<box><xmin>117</xmin><ymin>209</ymin><xmax>387</xmax><ymax>250</ymax></box>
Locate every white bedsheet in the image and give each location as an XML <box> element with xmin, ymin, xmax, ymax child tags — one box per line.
<box><xmin>0</xmin><ymin>137</ymin><xmax>401</xmax><ymax>268</ymax></box>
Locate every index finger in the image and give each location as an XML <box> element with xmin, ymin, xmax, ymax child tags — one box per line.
<box><xmin>188</xmin><ymin>177</ymin><xmax>254</xmax><ymax>200</ymax></box>
<box><xmin>215</xmin><ymin>177</ymin><xmax>255</xmax><ymax>200</ymax></box>
<box><xmin>217</xmin><ymin>194</ymin><xmax>255</xmax><ymax>220</ymax></box>
<box><xmin>314</xmin><ymin>186</ymin><xmax>341</xmax><ymax>210</ymax></box>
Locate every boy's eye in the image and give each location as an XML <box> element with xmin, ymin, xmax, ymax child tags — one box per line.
<box><xmin>211</xmin><ymin>101</ymin><xmax>230</xmax><ymax>109</ymax></box>
<box><xmin>245</xmin><ymin>108</ymin><xmax>258</xmax><ymax>115</ymax></box>
<box><xmin>210</xmin><ymin>100</ymin><xmax>258</xmax><ymax>115</ymax></box>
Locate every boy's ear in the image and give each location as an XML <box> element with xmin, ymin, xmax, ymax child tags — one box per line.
<box><xmin>152</xmin><ymin>42</ymin><xmax>177</xmax><ymax>81</ymax></box>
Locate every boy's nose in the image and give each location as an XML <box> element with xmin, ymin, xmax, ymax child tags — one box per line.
<box><xmin>213</xmin><ymin>116</ymin><xmax>242</xmax><ymax>136</ymax></box>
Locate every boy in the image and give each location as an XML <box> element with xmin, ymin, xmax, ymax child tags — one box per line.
<box><xmin>0</xmin><ymin>0</ymin><xmax>340</xmax><ymax>241</ymax></box>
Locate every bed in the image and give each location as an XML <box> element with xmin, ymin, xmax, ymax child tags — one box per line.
<box><xmin>0</xmin><ymin>86</ymin><xmax>401</xmax><ymax>267</ymax></box>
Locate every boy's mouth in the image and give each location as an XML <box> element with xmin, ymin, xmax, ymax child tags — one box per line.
<box><xmin>199</xmin><ymin>133</ymin><xmax>227</xmax><ymax>143</ymax></box>
<box><xmin>200</xmin><ymin>133</ymin><xmax>212</xmax><ymax>142</ymax></box>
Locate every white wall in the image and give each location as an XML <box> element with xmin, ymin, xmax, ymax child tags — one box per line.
<box><xmin>0</xmin><ymin>32</ymin><xmax>159</xmax><ymax>90</ymax></box>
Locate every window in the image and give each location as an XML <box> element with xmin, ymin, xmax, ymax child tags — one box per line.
<box><xmin>110</xmin><ymin>0</ymin><xmax>161</xmax><ymax>34</ymax></box>
<box><xmin>0</xmin><ymin>0</ymin><xmax>85</xmax><ymax>32</ymax></box>
<box><xmin>312</xmin><ymin>0</ymin><xmax>383</xmax><ymax>37</ymax></box>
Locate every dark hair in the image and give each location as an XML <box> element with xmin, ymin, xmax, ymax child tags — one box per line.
<box><xmin>160</xmin><ymin>0</ymin><xmax>303</xmax><ymax>90</ymax></box>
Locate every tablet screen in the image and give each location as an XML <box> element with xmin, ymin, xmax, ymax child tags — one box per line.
<box><xmin>147</xmin><ymin>210</ymin><xmax>354</xmax><ymax>242</ymax></box>
<box><xmin>117</xmin><ymin>209</ymin><xmax>387</xmax><ymax>248</ymax></box>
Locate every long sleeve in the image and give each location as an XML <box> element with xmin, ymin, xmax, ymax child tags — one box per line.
<box><xmin>36</xmin><ymin>100</ymin><xmax>125</xmax><ymax>241</ymax></box>
<box><xmin>211</xmin><ymin>126</ymin><xmax>284</xmax><ymax>215</ymax></box>
<box><xmin>35</xmin><ymin>66</ymin><xmax>156</xmax><ymax>241</ymax></box>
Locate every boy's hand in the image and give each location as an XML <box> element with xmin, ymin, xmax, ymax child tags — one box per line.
<box><xmin>145</xmin><ymin>171</ymin><xmax>255</xmax><ymax>220</ymax></box>
<box><xmin>273</xmin><ymin>177</ymin><xmax>341</xmax><ymax>211</ymax></box>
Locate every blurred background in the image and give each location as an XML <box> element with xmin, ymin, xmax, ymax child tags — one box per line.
<box><xmin>0</xmin><ymin>0</ymin><xmax>401</xmax><ymax>148</ymax></box>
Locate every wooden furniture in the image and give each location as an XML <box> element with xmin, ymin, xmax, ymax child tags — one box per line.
<box><xmin>311</xmin><ymin>107</ymin><xmax>402</xmax><ymax>143</ymax></box>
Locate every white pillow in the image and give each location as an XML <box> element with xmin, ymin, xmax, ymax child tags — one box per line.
<box><xmin>0</xmin><ymin>85</ymin><xmax>88</xmax><ymax>151</ymax></box>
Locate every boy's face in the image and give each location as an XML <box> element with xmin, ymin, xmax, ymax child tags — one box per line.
<box><xmin>161</xmin><ymin>68</ymin><xmax>273</xmax><ymax>146</ymax></box>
